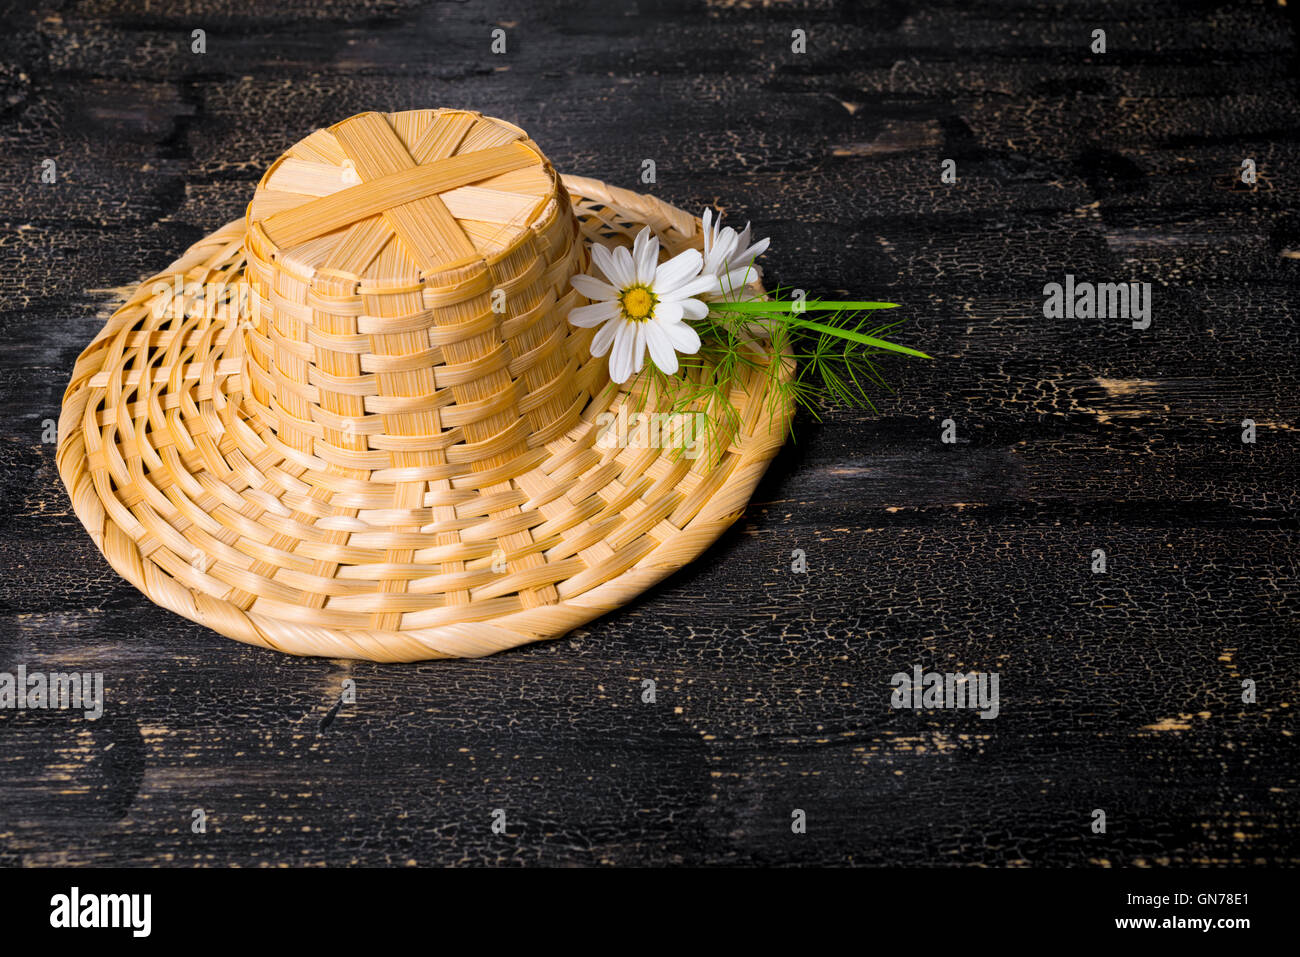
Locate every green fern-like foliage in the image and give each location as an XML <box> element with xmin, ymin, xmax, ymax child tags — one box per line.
<box><xmin>606</xmin><ymin>283</ymin><xmax>930</xmax><ymax>465</ymax></box>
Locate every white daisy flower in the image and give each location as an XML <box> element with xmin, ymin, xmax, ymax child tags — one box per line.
<box><xmin>701</xmin><ymin>208</ymin><xmax>770</xmax><ymax>300</ymax></box>
<box><xmin>568</xmin><ymin>226</ymin><xmax>716</xmax><ymax>383</ymax></box>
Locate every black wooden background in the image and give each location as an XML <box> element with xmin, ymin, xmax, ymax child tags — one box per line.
<box><xmin>0</xmin><ymin>0</ymin><xmax>1296</xmax><ymax>867</ymax></box>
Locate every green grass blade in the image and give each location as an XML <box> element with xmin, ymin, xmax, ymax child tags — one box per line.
<box><xmin>780</xmin><ymin>315</ymin><xmax>930</xmax><ymax>359</ymax></box>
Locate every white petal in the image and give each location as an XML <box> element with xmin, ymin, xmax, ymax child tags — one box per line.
<box><xmin>702</xmin><ymin>232</ymin><xmax>735</xmax><ymax>275</ymax></box>
<box><xmin>653</xmin><ymin>248</ymin><xmax>703</xmax><ymax>293</ymax></box>
<box><xmin>590</xmin><ymin>242</ymin><xmax>633</xmax><ymax>288</ymax></box>
<box><xmin>635</xmin><ymin>323</ymin><xmax>649</xmax><ymax>373</ymax></box>
<box><xmin>568</xmin><ymin>301</ymin><xmax>619</xmax><ymax>328</ymax></box>
<box><xmin>655</xmin><ymin>300</ymin><xmax>684</xmax><ymax>323</ymax></box>
<box><xmin>662</xmin><ymin>273</ymin><xmax>720</xmax><ymax>301</ymax></box>
<box><xmin>609</xmin><ymin>322</ymin><xmax>636</xmax><ymax>383</ymax></box>
<box><xmin>571</xmin><ymin>274</ymin><xmax>618</xmax><ymax>301</ymax></box>
<box><xmin>717</xmin><ymin>265</ymin><xmax>761</xmax><ymax>297</ymax></box>
<box><xmin>612</xmin><ymin>245</ymin><xmax>638</xmax><ymax>289</ymax></box>
<box><xmin>632</xmin><ymin>227</ymin><xmax>659</xmax><ymax>285</ymax></box>
<box><xmin>679</xmin><ymin>298</ymin><xmax>709</xmax><ymax>321</ymax></box>
<box><xmin>734</xmin><ymin>235</ymin><xmax>770</xmax><ymax>264</ymax></box>
<box><xmin>645</xmin><ymin>322</ymin><xmax>678</xmax><ymax>376</ymax></box>
<box><xmin>663</xmin><ymin>320</ymin><xmax>701</xmax><ymax>354</ymax></box>
<box><xmin>590</xmin><ymin>318</ymin><xmax>620</xmax><ymax>357</ymax></box>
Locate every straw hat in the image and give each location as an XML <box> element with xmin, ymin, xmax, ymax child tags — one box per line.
<box><xmin>57</xmin><ymin>109</ymin><xmax>792</xmax><ymax>661</ymax></box>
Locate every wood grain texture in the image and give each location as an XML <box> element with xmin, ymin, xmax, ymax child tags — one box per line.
<box><xmin>0</xmin><ymin>0</ymin><xmax>1296</xmax><ymax>866</ymax></box>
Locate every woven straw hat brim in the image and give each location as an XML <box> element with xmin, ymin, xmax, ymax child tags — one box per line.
<box><xmin>57</xmin><ymin>176</ymin><xmax>793</xmax><ymax>661</ymax></box>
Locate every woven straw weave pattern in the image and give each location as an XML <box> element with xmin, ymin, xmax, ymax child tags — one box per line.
<box><xmin>57</xmin><ymin>109</ymin><xmax>792</xmax><ymax>660</ymax></box>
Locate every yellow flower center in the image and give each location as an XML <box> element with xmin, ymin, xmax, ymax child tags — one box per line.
<box><xmin>620</xmin><ymin>285</ymin><xmax>656</xmax><ymax>321</ymax></box>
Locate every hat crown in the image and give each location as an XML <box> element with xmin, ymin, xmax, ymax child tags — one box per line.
<box><xmin>240</xmin><ymin>109</ymin><xmax>597</xmax><ymax>485</ymax></box>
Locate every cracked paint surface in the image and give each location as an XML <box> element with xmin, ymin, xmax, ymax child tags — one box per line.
<box><xmin>0</xmin><ymin>0</ymin><xmax>1296</xmax><ymax>866</ymax></box>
